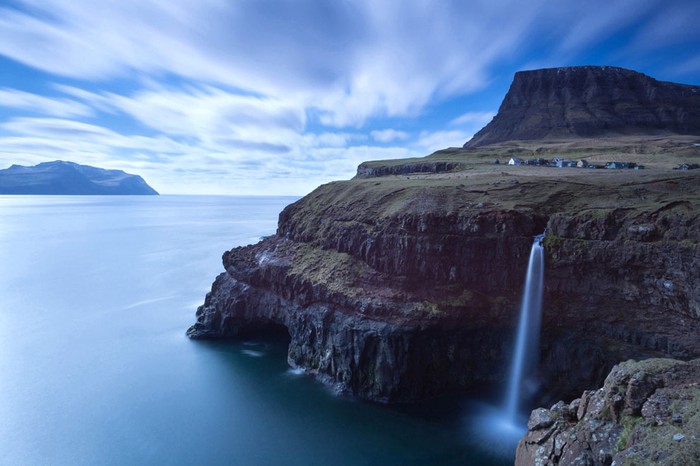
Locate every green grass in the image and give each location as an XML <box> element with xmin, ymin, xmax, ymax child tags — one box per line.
<box><xmin>617</xmin><ymin>415</ymin><xmax>642</xmax><ymax>450</ymax></box>
<box><xmin>357</xmin><ymin>135</ymin><xmax>700</xmax><ymax>176</ymax></box>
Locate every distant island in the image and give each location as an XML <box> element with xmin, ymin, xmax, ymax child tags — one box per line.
<box><xmin>0</xmin><ymin>161</ymin><xmax>158</xmax><ymax>195</ymax></box>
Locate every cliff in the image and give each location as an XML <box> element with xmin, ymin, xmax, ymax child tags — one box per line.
<box><xmin>465</xmin><ymin>66</ymin><xmax>700</xmax><ymax>148</ymax></box>
<box><xmin>0</xmin><ymin>160</ymin><xmax>159</xmax><ymax>195</ymax></box>
<box><xmin>516</xmin><ymin>358</ymin><xmax>700</xmax><ymax>465</ymax></box>
<box><xmin>188</xmin><ymin>166</ymin><xmax>700</xmax><ymax>403</ymax></box>
<box><xmin>188</xmin><ymin>64</ymin><xmax>699</xmax><ymax>408</ymax></box>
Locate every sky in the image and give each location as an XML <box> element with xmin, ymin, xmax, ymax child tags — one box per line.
<box><xmin>0</xmin><ymin>0</ymin><xmax>699</xmax><ymax>195</ymax></box>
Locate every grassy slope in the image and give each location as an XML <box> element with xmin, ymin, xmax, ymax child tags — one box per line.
<box><xmin>361</xmin><ymin>135</ymin><xmax>700</xmax><ymax>169</ymax></box>
<box><xmin>346</xmin><ymin>136</ymin><xmax>700</xmax><ymax>215</ymax></box>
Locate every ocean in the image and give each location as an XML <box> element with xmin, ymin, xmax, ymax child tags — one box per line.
<box><xmin>0</xmin><ymin>195</ymin><xmax>514</xmax><ymax>465</ymax></box>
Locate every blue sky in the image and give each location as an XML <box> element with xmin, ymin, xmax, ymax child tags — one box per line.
<box><xmin>0</xmin><ymin>0</ymin><xmax>698</xmax><ymax>195</ymax></box>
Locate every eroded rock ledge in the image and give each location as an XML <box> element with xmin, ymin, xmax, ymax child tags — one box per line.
<box><xmin>188</xmin><ymin>170</ymin><xmax>699</xmax><ymax>404</ymax></box>
<box><xmin>516</xmin><ymin>358</ymin><xmax>700</xmax><ymax>465</ymax></box>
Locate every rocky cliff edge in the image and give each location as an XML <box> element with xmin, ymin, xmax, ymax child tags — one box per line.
<box><xmin>516</xmin><ymin>358</ymin><xmax>700</xmax><ymax>465</ymax></box>
<box><xmin>188</xmin><ymin>166</ymin><xmax>700</xmax><ymax>404</ymax></box>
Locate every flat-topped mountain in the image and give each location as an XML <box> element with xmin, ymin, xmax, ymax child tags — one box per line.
<box><xmin>465</xmin><ymin>66</ymin><xmax>700</xmax><ymax>147</ymax></box>
<box><xmin>0</xmin><ymin>161</ymin><xmax>158</xmax><ymax>195</ymax></box>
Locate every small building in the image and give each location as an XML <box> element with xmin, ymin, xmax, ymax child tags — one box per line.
<box><xmin>508</xmin><ymin>157</ymin><xmax>525</xmax><ymax>166</ymax></box>
<box><xmin>555</xmin><ymin>159</ymin><xmax>576</xmax><ymax>168</ymax></box>
<box><xmin>676</xmin><ymin>163</ymin><xmax>700</xmax><ymax>171</ymax></box>
<box><xmin>577</xmin><ymin>159</ymin><xmax>589</xmax><ymax>168</ymax></box>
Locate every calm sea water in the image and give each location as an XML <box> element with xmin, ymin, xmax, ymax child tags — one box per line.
<box><xmin>0</xmin><ymin>195</ymin><xmax>515</xmax><ymax>466</ymax></box>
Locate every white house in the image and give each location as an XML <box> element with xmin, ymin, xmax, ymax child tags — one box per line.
<box><xmin>555</xmin><ymin>159</ymin><xmax>575</xmax><ymax>168</ymax></box>
<box><xmin>508</xmin><ymin>157</ymin><xmax>525</xmax><ymax>166</ymax></box>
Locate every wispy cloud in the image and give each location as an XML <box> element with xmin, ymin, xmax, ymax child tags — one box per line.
<box><xmin>0</xmin><ymin>0</ymin><xmax>546</xmax><ymax>128</ymax></box>
<box><xmin>450</xmin><ymin>111</ymin><xmax>496</xmax><ymax>127</ymax></box>
<box><xmin>0</xmin><ymin>88</ymin><xmax>92</xmax><ymax>117</ymax></box>
<box><xmin>414</xmin><ymin>130</ymin><xmax>473</xmax><ymax>154</ymax></box>
<box><xmin>371</xmin><ymin>129</ymin><xmax>409</xmax><ymax>143</ymax></box>
<box><xmin>627</xmin><ymin>2</ymin><xmax>700</xmax><ymax>52</ymax></box>
<box><xmin>552</xmin><ymin>1</ymin><xmax>657</xmax><ymax>53</ymax></box>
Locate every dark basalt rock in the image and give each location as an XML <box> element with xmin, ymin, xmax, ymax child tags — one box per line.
<box><xmin>355</xmin><ymin>160</ymin><xmax>462</xmax><ymax>178</ymax></box>
<box><xmin>188</xmin><ymin>203</ymin><xmax>546</xmax><ymax>402</ymax></box>
<box><xmin>465</xmin><ymin>66</ymin><xmax>700</xmax><ymax>148</ymax></box>
<box><xmin>0</xmin><ymin>160</ymin><xmax>158</xmax><ymax>195</ymax></box>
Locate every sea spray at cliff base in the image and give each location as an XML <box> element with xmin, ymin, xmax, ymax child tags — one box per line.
<box><xmin>467</xmin><ymin>232</ymin><xmax>545</xmax><ymax>456</ymax></box>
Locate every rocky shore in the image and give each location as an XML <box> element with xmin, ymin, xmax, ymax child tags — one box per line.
<box><xmin>516</xmin><ymin>358</ymin><xmax>700</xmax><ymax>465</ymax></box>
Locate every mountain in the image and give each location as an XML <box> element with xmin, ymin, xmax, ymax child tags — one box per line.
<box><xmin>0</xmin><ymin>161</ymin><xmax>159</xmax><ymax>195</ymax></box>
<box><xmin>465</xmin><ymin>66</ymin><xmax>700</xmax><ymax>147</ymax></box>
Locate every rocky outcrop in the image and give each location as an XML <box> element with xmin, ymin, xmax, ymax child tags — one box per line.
<box><xmin>465</xmin><ymin>66</ymin><xmax>700</xmax><ymax>148</ymax></box>
<box><xmin>516</xmin><ymin>358</ymin><xmax>700</xmax><ymax>465</ymax></box>
<box><xmin>189</xmin><ymin>170</ymin><xmax>700</xmax><ymax>404</ymax></box>
<box><xmin>0</xmin><ymin>160</ymin><xmax>158</xmax><ymax>195</ymax></box>
<box><xmin>355</xmin><ymin>160</ymin><xmax>462</xmax><ymax>178</ymax></box>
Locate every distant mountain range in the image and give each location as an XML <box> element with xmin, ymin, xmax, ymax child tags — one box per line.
<box><xmin>465</xmin><ymin>66</ymin><xmax>700</xmax><ymax>147</ymax></box>
<box><xmin>0</xmin><ymin>161</ymin><xmax>159</xmax><ymax>195</ymax></box>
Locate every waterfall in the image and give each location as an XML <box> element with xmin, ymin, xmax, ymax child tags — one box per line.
<box><xmin>505</xmin><ymin>232</ymin><xmax>545</xmax><ymax>422</ymax></box>
<box><xmin>465</xmin><ymin>232</ymin><xmax>546</xmax><ymax>455</ymax></box>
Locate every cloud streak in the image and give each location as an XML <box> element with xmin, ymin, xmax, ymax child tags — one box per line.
<box><xmin>0</xmin><ymin>88</ymin><xmax>92</xmax><ymax>117</ymax></box>
<box><xmin>0</xmin><ymin>0</ymin><xmax>548</xmax><ymax>127</ymax></box>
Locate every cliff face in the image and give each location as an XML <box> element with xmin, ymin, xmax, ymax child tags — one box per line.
<box><xmin>189</xmin><ymin>182</ymin><xmax>548</xmax><ymax>402</ymax></box>
<box><xmin>465</xmin><ymin>66</ymin><xmax>700</xmax><ymax>148</ymax></box>
<box><xmin>189</xmin><ymin>170</ymin><xmax>700</xmax><ymax>403</ymax></box>
<box><xmin>355</xmin><ymin>160</ymin><xmax>462</xmax><ymax>178</ymax></box>
<box><xmin>516</xmin><ymin>358</ymin><xmax>700</xmax><ymax>465</ymax></box>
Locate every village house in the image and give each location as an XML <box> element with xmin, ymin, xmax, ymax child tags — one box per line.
<box><xmin>508</xmin><ymin>157</ymin><xmax>525</xmax><ymax>166</ymax></box>
<box><xmin>554</xmin><ymin>158</ymin><xmax>576</xmax><ymax>167</ymax></box>
<box><xmin>577</xmin><ymin>159</ymin><xmax>589</xmax><ymax>168</ymax></box>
